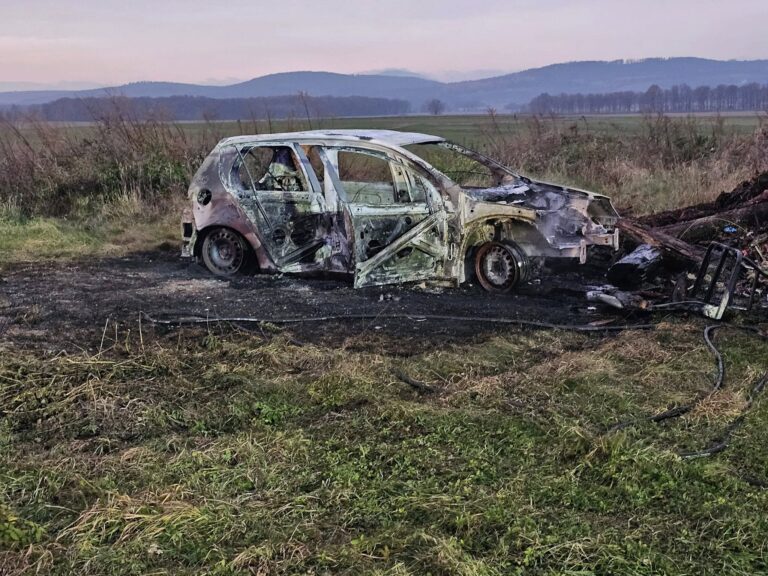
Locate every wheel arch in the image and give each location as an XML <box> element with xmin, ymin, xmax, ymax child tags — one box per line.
<box><xmin>193</xmin><ymin>224</ymin><xmax>245</xmax><ymax>259</ymax></box>
<box><xmin>459</xmin><ymin>217</ymin><xmax>547</xmax><ymax>283</ymax></box>
<box><xmin>195</xmin><ymin>224</ymin><xmax>274</xmax><ymax>272</ymax></box>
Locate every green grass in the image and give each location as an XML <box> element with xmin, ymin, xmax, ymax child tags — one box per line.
<box><xmin>0</xmin><ymin>194</ymin><xmax>183</xmax><ymax>265</ymax></box>
<box><xmin>2</xmin><ymin>321</ymin><xmax>767</xmax><ymax>574</ymax></box>
<box><xmin>295</xmin><ymin>113</ymin><xmax>765</xmax><ymax>140</ymax></box>
<box><xmin>0</xmin><ymin>217</ymin><xmax>104</xmax><ymax>262</ymax></box>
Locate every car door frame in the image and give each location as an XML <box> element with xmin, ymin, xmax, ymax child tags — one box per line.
<box><xmin>316</xmin><ymin>145</ymin><xmax>450</xmax><ymax>288</ymax></box>
<box><xmin>229</xmin><ymin>142</ymin><xmax>329</xmax><ymax>268</ymax></box>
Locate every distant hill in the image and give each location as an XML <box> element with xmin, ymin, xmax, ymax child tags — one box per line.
<box><xmin>1</xmin><ymin>58</ymin><xmax>767</xmax><ymax>112</ymax></box>
<box><xmin>448</xmin><ymin>58</ymin><xmax>768</xmax><ymax>108</ymax></box>
<box><xmin>0</xmin><ymin>72</ymin><xmax>445</xmax><ymax>108</ymax></box>
<box><xmin>358</xmin><ymin>68</ymin><xmax>429</xmax><ymax>79</ymax></box>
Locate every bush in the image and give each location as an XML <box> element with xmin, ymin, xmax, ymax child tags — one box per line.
<box><xmin>0</xmin><ymin>100</ymin><xmax>222</xmax><ymax>218</ymax></box>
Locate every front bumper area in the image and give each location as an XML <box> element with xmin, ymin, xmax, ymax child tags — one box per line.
<box><xmin>551</xmin><ymin>228</ymin><xmax>620</xmax><ymax>264</ymax></box>
<box><xmin>586</xmin><ymin>228</ymin><xmax>620</xmax><ymax>250</ymax></box>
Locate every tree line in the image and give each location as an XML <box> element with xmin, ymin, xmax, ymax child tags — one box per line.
<box><xmin>526</xmin><ymin>83</ymin><xmax>768</xmax><ymax>114</ymax></box>
<box><xmin>1</xmin><ymin>94</ymin><xmax>412</xmax><ymax>122</ymax></box>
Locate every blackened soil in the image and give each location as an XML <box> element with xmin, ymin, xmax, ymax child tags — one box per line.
<box><xmin>0</xmin><ymin>248</ymin><xmax>637</xmax><ymax>353</ymax></box>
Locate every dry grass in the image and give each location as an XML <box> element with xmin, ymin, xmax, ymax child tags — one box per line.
<box><xmin>479</xmin><ymin>112</ymin><xmax>768</xmax><ymax>213</ymax></box>
<box><xmin>0</xmin><ymin>195</ymin><xmax>183</xmax><ymax>264</ymax></box>
<box><xmin>0</xmin><ymin>106</ymin><xmax>218</xmax><ymax>219</ymax></box>
<box><xmin>2</xmin><ymin>110</ymin><xmax>767</xmax><ymax>224</ymax></box>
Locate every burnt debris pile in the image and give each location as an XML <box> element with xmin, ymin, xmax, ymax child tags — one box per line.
<box><xmin>600</xmin><ymin>172</ymin><xmax>768</xmax><ymax>318</ymax></box>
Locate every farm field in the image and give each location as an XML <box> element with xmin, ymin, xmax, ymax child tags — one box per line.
<box><xmin>10</xmin><ymin>112</ymin><xmax>766</xmax><ymax>145</ymax></box>
<box><xmin>2</xmin><ymin>111</ymin><xmax>766</xmax><ymax>262</ymax></box>
<box><xmin>1</xmin><ymin>112</ymin><xmax>768</xmax><ymax>575</ymax></box>
<box><xmin>210</xmin><ymin>112</ymin><xmax>767</xmax><ymax>139</ymax></box>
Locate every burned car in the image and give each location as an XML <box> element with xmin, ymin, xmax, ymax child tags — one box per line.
<box><xmin>182</xmin><ymin>130</ymin><xmax>619</xmax><ymax>292</ymax></box>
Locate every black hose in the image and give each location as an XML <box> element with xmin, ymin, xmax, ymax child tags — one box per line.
<box><xmin>610</xmin><ymin>324</ymin><xmax>767</xmax><ymax>459</ymax></box>
<box><xmin>649</xmin><ymin>301</ymin><xmax>706</xmax><ymax>311</ymax></box>
<box><xmin>610</xmin><ymin>324</ymin><xmax>728</xmax><ymax>429</ymax></box>
<box><xmin>680</xmin><ymin>371</ymin><xmax>768</xmax><ymax>459</ymax></box>
<box><xmin>393</xmin><ymin>368</ymin><xmax>436</xmax><ymax>394</ymax></box>
<box><xmin>703</xmin><ymin>324</ymin><xmax>726</xmax><ymax>391</ymax></box>
<box><xmin>139</xmin><ymin>311</ymin><xmax>656</xmax><ymax>333</ymax></box>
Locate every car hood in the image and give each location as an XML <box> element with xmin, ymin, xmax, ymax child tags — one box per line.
<box><xmin>464</xmin><ymin>178</ymin><xmax>614</xmax><ymax>213</ymax></box>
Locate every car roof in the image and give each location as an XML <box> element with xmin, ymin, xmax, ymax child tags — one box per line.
<box><xmin>218</xmin><ymin>129</ymin><xmax>445</xmax><ymax>148</ymax></box>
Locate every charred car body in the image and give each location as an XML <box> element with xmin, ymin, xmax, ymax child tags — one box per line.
<box><xmin>182</xmin><ymin>130</ymin><xmax>619</xmax><ymax>292</ymax></box>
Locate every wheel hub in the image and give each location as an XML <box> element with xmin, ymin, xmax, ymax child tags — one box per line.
<box><xmin>484</xmin><ymin>246</ymin><xmax>514</xmax><ymax>286</ymax></box>
<box><xmin>206</xmin><ymin>230</ymin><xmax>244</xmax><ymax>273</ymax></box>
<box><xmin>474</xmin><ymin>241</ymin><xmax>529</xmax><ymax>293</ymax></box>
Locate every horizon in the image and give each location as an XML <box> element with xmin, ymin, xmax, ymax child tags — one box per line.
<box><xmin>2</xmin><ymin>55</ymin><xmax>768</xmax><ymax>94</ymax></box>
<box><xmin>2</xmin><ymin>0</ymin><xmax>767</xmax><ymax>91</ymax></box>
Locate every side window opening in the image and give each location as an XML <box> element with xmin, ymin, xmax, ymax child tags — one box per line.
<box><xmin>236</xmin><ymin>145</ymin><xmax>308</xmax><ymax>192</ymax></box>
<box><xmin>337</xmin><ymin>150</ymin><xmax>396</xmax><ymax>205</ymax></box>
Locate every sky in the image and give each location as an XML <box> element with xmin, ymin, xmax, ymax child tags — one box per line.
<box><xmin>1</xmin><ymin>0</ymin><xmax>767</xmax><ymax>89</ymax></box>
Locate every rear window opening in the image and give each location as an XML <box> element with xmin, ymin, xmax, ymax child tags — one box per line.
<box><xmin>236</xmin><ymin>145</ymin><xmax>309</xmax><ymax>192</ymax></box>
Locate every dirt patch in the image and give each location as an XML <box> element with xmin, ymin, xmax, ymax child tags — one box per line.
<box><xmin>0</xmin><ymin>248</ymin><xmax>638</xmax><ymax>352</ymax></box>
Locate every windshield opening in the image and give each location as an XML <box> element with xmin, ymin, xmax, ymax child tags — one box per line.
<box><xmin>405</xmin><ymin>142</ymin><xmax>511</xmax><ymax>188</ymax></box>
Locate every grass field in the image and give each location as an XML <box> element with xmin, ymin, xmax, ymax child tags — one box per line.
<box><xmin>2</xmin><ymin>319</ymin><xmax>768</xmax><ymax>575</ymax></box>
<box><xmin>220</xmin><ymin>112</ymin><xmax>767</xmax><ymax>139</ymax></box>
<box><xmin>16</xmin><ymin>113</ymin><xmax>766</xmax><ymax>143</ymax></box>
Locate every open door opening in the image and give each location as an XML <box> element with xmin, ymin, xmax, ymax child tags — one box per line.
<box><xmin>321</xmin><ymin>146</ymin><xmax>450</xmax><ymax>288</ymax></box>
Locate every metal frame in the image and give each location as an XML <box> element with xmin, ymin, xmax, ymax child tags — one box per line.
<box><xmin>692</xmin><ymin>242</ymin><xmax>767</xmax><ymax>319</ymax></box>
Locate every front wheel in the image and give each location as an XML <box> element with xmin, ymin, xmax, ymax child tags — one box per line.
<box><xmin>474</xmin><ymin>241</ymin><xmax>529</xmax><ymax>293</ymax></box>
<box><xmin>201</xmin><ymin>228</ymin><xmax>252</xmax><ymax>276</ymax></box>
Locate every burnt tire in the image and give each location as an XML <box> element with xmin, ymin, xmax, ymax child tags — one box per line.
<box><xmin>474</xmin><ymin>241</ymin><xmax>529</xmax><ymax>293</ymax></box>
<box><xmin>201</xmin><ymin>228</ymin><xmax>252</xmax><ymax>276</ymax></box>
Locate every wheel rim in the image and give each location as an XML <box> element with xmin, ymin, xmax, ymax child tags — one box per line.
<box><xmin>205</xmin><ymin>229</ymin><xmax>244</xmax><ymax>274</ymax></box>
<box><xmin>475</xmin><ymin>242</ymin><xmax>527</xmax><ymax>293</ymax></box>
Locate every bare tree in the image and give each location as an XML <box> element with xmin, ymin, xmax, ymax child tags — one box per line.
<box><xmin>425</xmin><ymin>98</ymin><xmax>446</xmax><ymax>116</ymax></box>
<box><xmin>297</xmin><ymin>90</ymin><xmax>314</xmax><ymax>130</ymax></box>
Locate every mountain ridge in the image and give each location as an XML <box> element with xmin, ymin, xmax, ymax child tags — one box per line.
<box><xmin>2</xmin><ymin>57</ymin><xmax>767</xmax><ymax>111</ymax></box>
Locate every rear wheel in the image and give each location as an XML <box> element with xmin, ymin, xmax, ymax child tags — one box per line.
<box><xmin>201</xmin><ymin>228</ymin><xmax>251</xmax><ymax>276</ymax></box>
<box><xmin>474</xmin><ymin>241</ymin><xmax>529</xmax><ymax>293</ymax></box>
